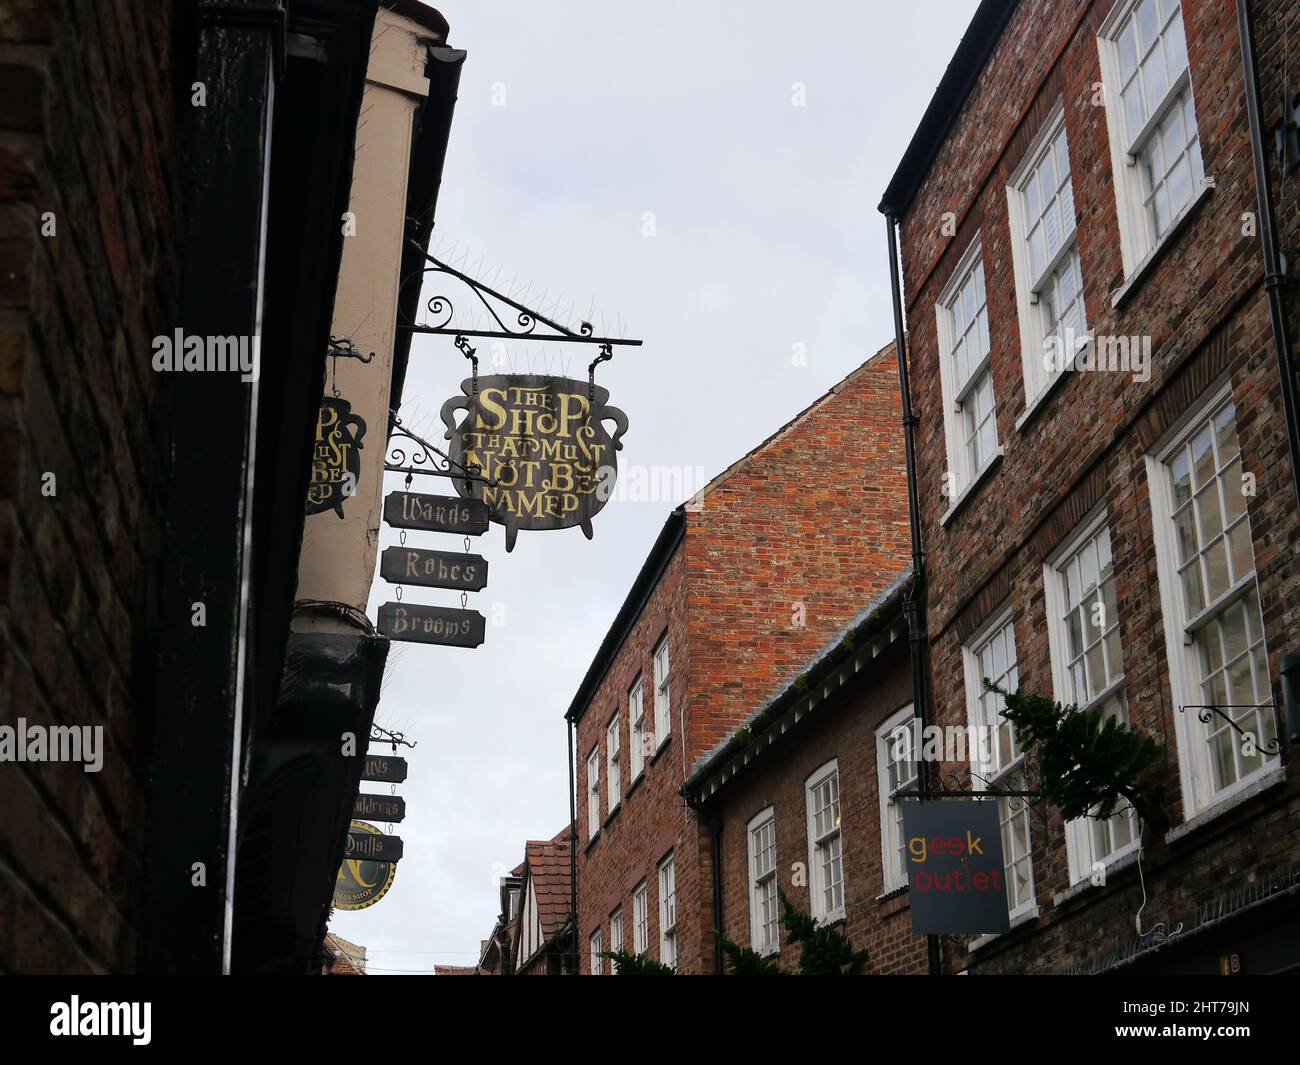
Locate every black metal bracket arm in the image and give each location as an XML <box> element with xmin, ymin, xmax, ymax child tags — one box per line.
<box><xmin>385</xmin><ymin>408</ymin><xmax>496</xmax><ymax>489</ymax></box>
<box><xmin>371</xmin><ymin>724</ymin><xmax>416</xmax><ymax>751</ymax></box>
<box><xmin>1178</xmin><ymin>703</ymin><xmax>1284</xmax><ymax>756</ymax></box>
<box><xmin>395</xmin><ymin>238</ymin><xmax>644</xmax><ymax>349</ymax></box>
<box><xmin>895</xmin><ymin>769</ymin><xmax>1052</xmax><ymax>832</ymax></box>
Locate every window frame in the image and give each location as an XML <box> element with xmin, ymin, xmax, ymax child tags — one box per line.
<box><xmin>1145</xmin><ymin>380</ymin><xmax>1276</xmax><ymax>820</ymax></box>
<box><xmin>934</xmin><ymin>235</ymin><xmax>1000</xmax><ymax>500</ymax></box>
<box><xmin>875</xmin><ymin>704</ymin><xmax>918</xmax><ymax>893</ymax></box>
<box><xmin>609</xmin><ymin>907</ymin><xmax>624</xmax><ymax>957</ymax></box>
<box><xmin>585</xmin><ymin>746</ymin><xmax>600</xmax><ymax>841</ymax></box>
<box><xmin>805</xmin><ymin>758</ymin><xmax>845</xmax><ymax>925</ymax></box>
<box><xmin>653</xmin><ymin>634</ymin><xmax>671</xmax><ymax>750</ymax></box>
<box><xmin>746</xmin><ymin>806</ymin><xmax>779</xmax><ymax>955</ymax></box>
<box><xmin>1043</xmin><ymin>508</ymin><xmax>1141</xmax><ymax>882</ymax></box>
<box><xmin>606</xmin><ymin>711</ymin><xmax>621</xmax><ymax>812</ymax></box>
<box><xmin>1096</xmin><ymin>0</ymin><xmax>1206</xmax><ymax>277</ymax></box>
<box><xmin>1005</xmin><ymin>101</ymin><xmax>1088</xmax><ymax>406</ymax></box>
<box><xmin>632</xmin><ymin>880</ymin><xmax>649</xmax><ymax>955</ymax></box>
<box><xmin>628</xmin><ymin>676</ymin><xmax>646</xmax><ymax>782</ymax></box>
<box><xmin>589</xmin><ymin>927</ymin><xmax>603</xmax><ymax>975</ymax></box>
<box><xmin>658</xmin><ymin>853</ymin><xmax>677</xmax><ymax>969</ymax></box>
<box><xmin>962</xmin><ymin>606</ymin><xmax>1036</xmax><ymax>919</ymax></box>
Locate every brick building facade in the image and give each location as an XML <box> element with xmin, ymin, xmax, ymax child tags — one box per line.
<box><xmin>567</xmin><ymin>347</ymin><xmax>910</xmax><ymax>974</ymax></box>
<box><xmin>682</xmin><ymin>571</ymin><xmax>926</xmax><ymax>974</ymax></box>
<box><xmin>0</xmin><ymin>0</ymin><xmax>185</xmax><ymax>973</ymax></box>
<box><xmin>0</xmin><ymin>0</ymin><xmax>451</xmax><ymax>973</ymax></box>
<box><xmin>879</xmin><ymin>0</ymin><xmax>1300</xmax><ymax>974</ymax></box>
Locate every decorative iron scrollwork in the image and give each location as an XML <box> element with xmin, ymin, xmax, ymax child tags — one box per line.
<box><xmin>385</xmin><ymin>410</ymin><xmax>496</xmax><ymax>488</ymax></box>
<box><xmin>395</xmin><ymin>239</ymin><xmax>643</xmax><ymax>350</ymax></box>
<box><xmin>1179</xmin><ymin>703</ymin><xmax>1283</xmax><ymax>755</ymax></box>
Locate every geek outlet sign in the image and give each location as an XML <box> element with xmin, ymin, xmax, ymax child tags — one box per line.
<box><xmin>901</xmin><ymin>800</ymin><xmax>1011</xmax><ymax>935</ymax></box>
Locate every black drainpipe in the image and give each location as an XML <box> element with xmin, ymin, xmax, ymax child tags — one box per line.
<box><xmin>884</xmin><ymin>212</ymin><xmax>941</xmax><ymax>977</ymax></box>
<box><xmin>682</xmin><ymin>789</ymin><xmax>724</xmax><ymax>974</ymax></box>
<box><xmin>1236</xmin><ymin>0</ymin><xmax>1300</xmax><ymax>515</ymax></box>
<box><xmin>566</xmin><ymin>717</ymin><xmax>579</xmax><ymax>973</ymax></box>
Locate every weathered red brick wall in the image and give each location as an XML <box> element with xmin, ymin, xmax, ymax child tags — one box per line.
<box><xmin>575</xmin><ymin>349</ymin><xmax>910</xmax><ymax>974</ymax></box>
<box><xmin>685</xmin><ymin>350</ymin><xmax>911</xmax><ymax>762</ymax></box>
<box><xmin>712</xmin><ymin>639</ymin><xmax>925</xmax><ymax>974</ymax></box>
<box><xmin>0</xmin><ymin>0</ymin><xmax>183</xmax><ymax>972</ymax></box>
<box><xmin>574</xmin><ymin>544</ymin><xmax>709</xmax><ymax>973</ymax></box>
<box><xmin>897</xmin><ymin>0</ymin><xmax>1300</xmax><ymax>972</ymax></box>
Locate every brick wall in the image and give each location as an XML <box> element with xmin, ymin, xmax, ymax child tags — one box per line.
<box><xmin>711</xmin><ymin>638</ymin><xmax>925</xmax><ymax>974</ymax></box>
<box><xmin>0</xmin><ymin>0</ymin><xmax>183</xmax><ymax>972</ymax></box>
<box><xmin>896</xmin><ymin>0</ymin><xmax>1300</xmax><ymax>972</ymax></box>
<box><xmin>685</xmin><ymin>351</ymin><xmax>912</xmax><ymax>760</ymax></box>
<box><xmin>575</xmin><ymin>348</ymin><xmax>910</xmax><ymax>974</ymax></box>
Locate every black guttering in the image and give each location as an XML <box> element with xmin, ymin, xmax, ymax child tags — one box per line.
<box><xmin>680</xmin><ymin>567</ymin><xmax>913</xmax><ymax>798</ymax></box>
<box><xmin>877</xmin><ymin>0</ymin><xmax>1018</xmax><ymax>217</ymax></box>
<box><xmin>392</xmin><ymin>42</ymin><xmax>466</xmax><ymax>406</ymax></box>
<box><xmin>563</xmin><ymin>508</ymin><xmax>687</xmax><ymax>724</ymax></box>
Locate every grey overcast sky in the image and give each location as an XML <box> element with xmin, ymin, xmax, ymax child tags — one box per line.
<box><xmin>332</xmin><ymin>0</ymin><xmax>981</xmax><ymax>973</ymax></box>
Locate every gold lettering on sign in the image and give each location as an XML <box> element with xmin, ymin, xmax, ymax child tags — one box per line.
<box><xmin>443</xmin><ymin>375</ymin><xmax>628</xmax><ymax>551</ymax></box>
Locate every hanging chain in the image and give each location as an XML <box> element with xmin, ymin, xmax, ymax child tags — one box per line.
<box><xmin>588</xmin><ymin>342</ymin><xmax>613</xmax><ymax>399</ymax></box>
<box><xmin>456</xmin><ymin>335</ymin><xmax>479</xmax><ymax>393</ymax></box>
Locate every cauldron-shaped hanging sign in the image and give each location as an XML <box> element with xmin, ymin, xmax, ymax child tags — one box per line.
<box><xmin>306</xmin><ymin>396</ymin><xmax>366</xmax><ymax>518</ymax></box>
<box><xmin>440</xmin><ymin>375</ymin><xmax>628</xmax><ymax>551</ymax></box>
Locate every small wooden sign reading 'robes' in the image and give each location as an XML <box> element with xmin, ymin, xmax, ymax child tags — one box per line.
<box><xmin>440</xmin><ymin>374</ymin><xmax>628</xmax><ymax>550</ymax></box>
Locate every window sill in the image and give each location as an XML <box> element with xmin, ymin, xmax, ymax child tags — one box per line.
<box><xmin>584</xmin><ymin>830</ymin><xmax>600</xmax><ymax>855</ymax></box>
<box><xmin>968</xmin><ymin>905</ymin><xmax>1039</xmax><ymax>953</ymax></box>
<box><xmin>876</xmin><ymin>884</ymin><xmax>910</xmax><ymax>918</ymax></box>
<box><xmin>603</xmin><ymin>803</ymin><xmax>622</xmax><ymax>829</ymax></box>
<box><xmin>1014</xmin><ymin>365</ymin><xmax>1073</xmax><ymax>433</ymax></box>
<box><xmin>625</xmin><ymin>771</ymin><xmax>645</xmax><ymax>801</ymax></box>
<box><xmin>1164</xmin><ymin>763</ymin><xmax>1286</xmax><ymax>845</ymax></box>
<box><xmin>650</xmin><ymin>733</ymin><xmax>672</xmax><ymax>766</ymax></box>
<box><xmin>1109</xmin><ymin>180</ymin><xmax>1214</xmax><ymax>311</ymax></box>
<box><xmin>814</xmin><ymin>909</ymin><xmax>846</xmax><ymax>929</ymax></box>
<box><xmin>939</xmin><ymin>448</ymin><xmax>1004</xmax><ymax>528</ymax></box>
<box><xmin>1051</xmin><ymin>845</ymin><xmax>1142</xmax><ymax>908</ymax></box>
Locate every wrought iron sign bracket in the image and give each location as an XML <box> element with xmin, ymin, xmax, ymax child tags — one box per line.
<box><xmin>395</xmin><ymin>238</ymin><xmax>644</xmax><ymax>352</ymax></box>
<box><xmin>895</xmin><ymin>769</ymin><xmax>1051</xmax><ymax>832</ymax></box>
<box><xmin>371</xmin><ymin>724</ymin><xmax>416</xmax><ymax>751</ymax></box>
<box><xmin>1178</xmin><ymin>702</ymin><xmax>1284</xmax><ymax>756</ymax></box>
<box><xmin>385</xmin><ymin>408</ymin><xmax>497</xmax><ymax>491</ymax></box>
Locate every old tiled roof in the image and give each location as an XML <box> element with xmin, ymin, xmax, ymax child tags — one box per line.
<box><xmin>524</xmin><ymin>828</ymin><xmax>574</xmax><ymax>942</ymax></box>
<box><xmin>323</xmin><ymin>933</ymin><xmax>367</xmax><ymax>975</ymax></box>
<box><xmin>434</xmin><ymin>964</ymin><xmax>483</xmax><ymax>976</ymax></box>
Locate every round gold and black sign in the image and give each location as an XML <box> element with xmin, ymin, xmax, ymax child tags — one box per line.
<box><xmin>334</xmin><ymin>820</ymin><xmax>397</xmax><ymax>911</ymax></box>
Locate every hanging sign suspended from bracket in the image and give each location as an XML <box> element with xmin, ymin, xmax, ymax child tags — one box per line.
<box><xmin>361</xmin><ymin>753</ymin><xmax>408</xmax><ymax>783</ymax></box>
<box><xmin>353</xmin><ymin>792</ymin><xmax>406</xmax><ymax>823</ymax></box>
<box><xmin>440</xmin><ymin>374</ymin><xmax>628</xmax><ymax>551</ymax></box>
<box><xmin>391</xmin><ymin>239</ymin><xmax>641</xmax><ymax>551</ymax></box>
<box><xmin>383</xmin><ymin>490</ymin><xmax>489</xmax><ymax>535</ymax></box>
<box><xmin>376</xmin><ymin>601</ymin><xmax>486</xmax><ymax>648</ymax></box>
<box><xmin>335</xmin><ymin>820</ymin><xmax>397</xmax><ymax>911</ymax></box>
<box><xmin>345</xmin><ymin>823</ymin><xmax>404</xmax><ymax>863</ymax></box>
<box><xmin>379</xmin><ymin>545</ymin><xmax>488</xmax><ymax>591</ymax></box>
